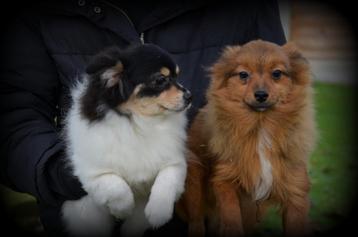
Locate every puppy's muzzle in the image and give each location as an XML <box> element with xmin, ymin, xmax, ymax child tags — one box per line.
<box><xmin>247</xmin><ymin>90</ymin><xmax>273</xmax><ymax>112</ymax></box>
<box><xmin>175</xmin><ymin>82</ymin><xmax>192</xmax><ymax>110</ymax></box>
<box><xmin>254</xmin><ymin>90</ymin><xmax>269</xmax><ymax>103</ymax></box>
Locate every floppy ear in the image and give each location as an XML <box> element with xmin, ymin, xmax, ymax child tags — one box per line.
<box><xmin>283</xmin><ymin>42</ymin><xmax>311</xmax><ymax>85</ymax></box>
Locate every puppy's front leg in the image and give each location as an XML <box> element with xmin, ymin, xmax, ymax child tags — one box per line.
<box><xmin>145</xmin><ymin>163</ymin><xmax>186</xmax><ymax>228</ymax></box>
<box><xmin>177</xmin><ymin>152</ymin><xmax>206</xmax><ymax>237</ymax></box>
<box><xmin>85</xmin><ymin>173</ymin><xmax>135</xmax><ymax>219</ymax></box>
<box><xmin>282</xmin><ymin>167</ymin><xmax>311</xmax><ymax>237</ymax></box>
<box><xmin>212</xmin><ymin>180</ymin><xmax>244</xmax><ymax>237</ymax></box>
<box><xmin>283</xmin><ymin>196</ymin><xmax>310</xmax><ymax>237</ymax></box>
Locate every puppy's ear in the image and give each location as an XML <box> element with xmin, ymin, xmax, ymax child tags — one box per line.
<box><xmin>283</xmin><ymin>42</ymin><xmax>304</xmax><ymax>61</ymax></box>
<box><xmin>100</xmin><ymin>62</ymin><xmax>131</xmax><ymax>103</ymax></box>
<box><xmin>210</xmin><ymin>45</ymin><xmax>241</xmax><ymax>79</ymax></box>
<box><xmin>283</xmin><ymin>42</ymin><xmax>311</xmax><ymax>85</ymax></box>
<box><xmin>221</xmin><ymin>45</ymin><xmax>241</xmax><ymax>59</ymax></box>
<box><xmin>87</xmin><ymin>49</ymin><xmax>129</xmax><ymax>98</ymax></box>
<box><xmin>86</xmin><ymin>47</ymin><xmax>121</xmax><ymax>74</ymax></box>
<box><xmin>100</xmin><ymin>62</ymin><xmax>124</xmax><ymax>88</ymax></box>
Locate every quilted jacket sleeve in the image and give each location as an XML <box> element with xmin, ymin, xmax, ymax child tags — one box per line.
<box><xmin>0</xmin><ymin>17</ymin><xmax>84</xmax><ymax>205</ymax></box>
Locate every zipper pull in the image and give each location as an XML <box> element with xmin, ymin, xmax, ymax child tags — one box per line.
<box><xmin>140</xmin><ymin>32</ymin><xmax>145</xmax><ymax>44</ymax></box>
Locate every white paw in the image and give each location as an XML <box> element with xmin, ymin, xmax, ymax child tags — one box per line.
<box><xmin>107</xmin><ymin>191</ymin><xmax>135</xmax><ymax>219</ymax></box>
<box><xmin>144</xmin><ymin>197</ymin><xmax>174</xmax><ymax>228</ymax></box>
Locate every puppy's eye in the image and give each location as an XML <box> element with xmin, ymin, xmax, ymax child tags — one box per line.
<box><xmin>272</xmin><ymin>70</ymin><xmax>282</xmax><ymax>80</ymax></box>
<box><xmin>239</xmin><ymin>71</ymin><xmax>249</xmax><ymax>81</ymax></box>
<box><xmin>154</xmin><ymin>76</ymin><xmax>168</xmax><ymax>86</ymax></box>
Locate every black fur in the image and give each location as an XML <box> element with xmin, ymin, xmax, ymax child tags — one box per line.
<box><xmin>79</xmin><ymin>44</ymin><xmax>179</xmax><ymax>122</ymax></box>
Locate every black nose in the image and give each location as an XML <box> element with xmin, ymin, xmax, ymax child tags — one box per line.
<box><xmin>254</xmin><ymin>90</ymin><xmax>269</xmax><ymax>103</ymax></box>
<box><xmin>183</xmin><ymin>90</ymin><xmax>192</xmax><ymax>103</ymax></box>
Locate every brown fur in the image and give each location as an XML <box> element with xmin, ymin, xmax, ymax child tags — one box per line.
<box><xmin>177</xmin><ymin>40</ymin><xmax>317</xmax><ymax>237</ymax></box>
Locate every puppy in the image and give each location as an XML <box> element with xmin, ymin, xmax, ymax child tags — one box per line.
<box><xmin>61</xmin><ymin>44</ymin><xmax>192</xmax><ymax>237</ymax></box>
<box><xmin>178</xmin><ymin>40</ymin><xmax>317</xmax><ymax>237</ymax></box>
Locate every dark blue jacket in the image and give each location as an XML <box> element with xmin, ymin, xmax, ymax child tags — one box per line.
<box><xmin>0</xmin><ymin>0</ymin><xmax>285</xmax><ymax>233</ymax></box>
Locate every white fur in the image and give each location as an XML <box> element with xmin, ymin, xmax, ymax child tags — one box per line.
<box><xmin>62</xmin><ymin>77</ymin><xmax>188</xmax><ymax>237</ymax></box>
<box><xmin>62</xmin><ymin>196</ymin><xmax>113</xmax><ymax>237</ymax></box>
<box><xmin>254</xmin><ymin>129</ymin><xmax>273</xmax><ymax>201</ymax></box>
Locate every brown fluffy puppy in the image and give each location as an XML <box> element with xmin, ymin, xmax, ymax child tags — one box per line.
<box><xmin>177</xmin><ymin>40</ymin><xmax>317</xmax><ymax>237</ymax></box>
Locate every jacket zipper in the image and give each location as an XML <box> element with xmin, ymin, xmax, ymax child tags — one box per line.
<box><xmin>103</xmin><ymin>1</ymin><xmax>144</xmax><ymax>44</ymax></box>
<box><xmin>140</xmin><ymin>33</ymin><xmax>145</xmax><ymax>44</ymax></box>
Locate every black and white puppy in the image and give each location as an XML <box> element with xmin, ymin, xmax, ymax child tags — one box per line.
<box><xmin>62</xmin><ymin>44</ymin><xmax>192</xmax><ymax>237</ymax></box>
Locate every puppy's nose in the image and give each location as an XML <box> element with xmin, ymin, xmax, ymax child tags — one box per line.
<box><xmin>254</xmin><ymin>90</ymin><xmax>269</xmax><ymax>103</ymax></box>
<box><xmin>183</xmin><ymin>90</ymin><xmax>192</xmax><ymax>103</ymax></box>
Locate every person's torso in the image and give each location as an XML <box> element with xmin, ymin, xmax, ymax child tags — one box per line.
<box><xmin>29</xmin><ymin>0</ymin><xmax>260</xmax><ymax>123</ymax></box>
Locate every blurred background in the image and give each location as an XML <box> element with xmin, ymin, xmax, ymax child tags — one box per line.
<box><xmin>0</xmin><ymin>1</ymin><xmax>357</xmax><ymax>236</ymax></box>
<box><xmin>256</xmin><ymin>1</ymin><xmax>357</xmax><ymax>236</ymax></box>
<box><xmin>280</xmin><ymin>1</ymin><xmax>355</xmax><ymax>84</ymax></box>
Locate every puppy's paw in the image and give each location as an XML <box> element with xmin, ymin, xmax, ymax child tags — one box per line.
<box><xmin>145</xmin><ymin>197</ymin><xmax>173</xmax><ymax>228</ymax></box>
<box><xmin>107</xmin><ymin>191</ymin><xmax>135</xmax><ymax>219</ymax></box>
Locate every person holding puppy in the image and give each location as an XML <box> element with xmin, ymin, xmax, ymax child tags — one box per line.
<box><xmin>0</xmin><ymin>0</ymin><xmax>285</xmax><ymax>236</ymax></box>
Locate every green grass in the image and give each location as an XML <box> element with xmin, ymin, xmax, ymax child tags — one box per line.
<box><xmin>1</xmin><ymin>81</ymin><xmax>356</xmax><ymax>236</ymax></box>
<box><xmin>309</xmin><ymin>82</ymin><xmax>356</xmax><ymax>230</ymax></box>
<box><xmin>0</xmin><ymin>185</ymin><xmax>43</xmax><ymax>235</ymax></box>
<box><xmin>255</xmin><ymin>81</ymin><xmax>357</xmax><ymax>236</ymax></box>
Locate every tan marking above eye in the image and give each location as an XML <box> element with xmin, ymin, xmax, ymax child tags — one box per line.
<box><xmin>160</xmin><ymin>67</ymin><xmax>170</xmax><ymax>77</ymax></box>
<box><xmin>175</xmin><ymin>65</ymin><xmax>180</xmax><ymax>74</ymax></box>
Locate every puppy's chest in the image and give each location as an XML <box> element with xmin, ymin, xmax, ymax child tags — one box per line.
<box><xmin>253</xmin><ymin>129</ymin><xmax>274</xmax><ymax>201</ymax></box>
<box><xmin>86</xmin><ymin>121</ymin><xmax>185</xmax><ymax>185</ymax></box>
<box><xmin>115</xmin><ymin>136</ymin><xmax>175</xmax><ymax>174</ymax></box>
